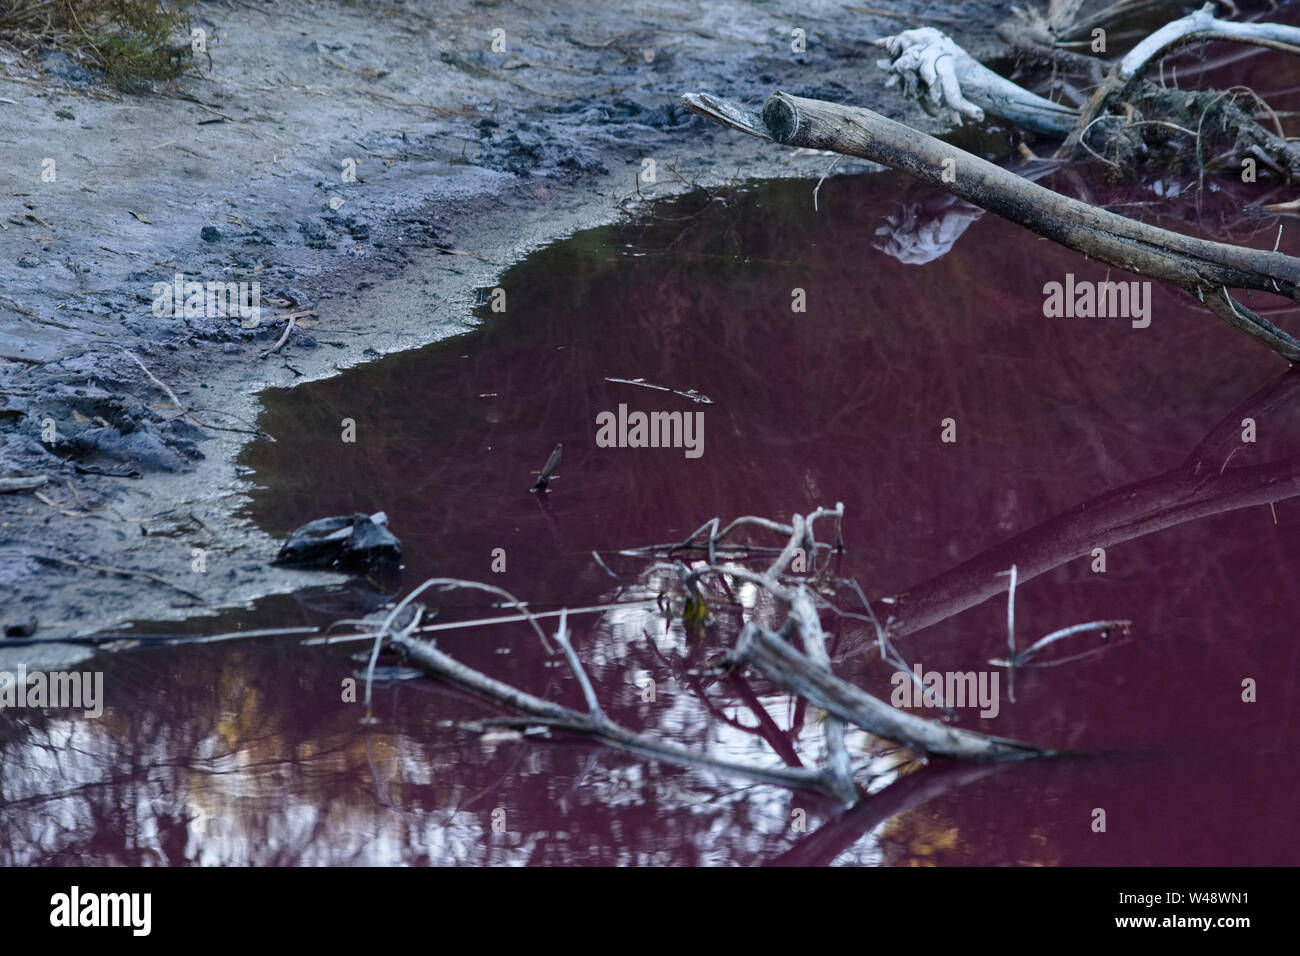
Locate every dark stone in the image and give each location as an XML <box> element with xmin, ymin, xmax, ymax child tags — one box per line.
<box><xmin>39</xmin><ymin>50</ymin><xmax>99</xmax><ymax>87</ymax></box>
<box><xmin>273</xmin><ymin>512</ymin><xmax>402</xmax><ymax>571</ymax></box>
<box><xmin>4</xmin><ymin>617</ymin><xmax>37</xmax><ymax>638</ymax></box>
<box><xmin>279</xmin><ymin>287</ymin><xmax>312</xmax><ymax>310</ymax></box>
<box><xmin>298</xmin><ymin>219</ymin><xmax>333</xmax><ymax>249</ymax></box>
<box><xmin>640</xmin><ymin>103</ymin><xmax>694</xmax><ymax>130</ymax></box>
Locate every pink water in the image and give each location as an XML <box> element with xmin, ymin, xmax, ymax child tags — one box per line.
<box><xmin>5</xmin><ymin>70</ymin><xmax>1300</xmax><ymax>864</ymax></box>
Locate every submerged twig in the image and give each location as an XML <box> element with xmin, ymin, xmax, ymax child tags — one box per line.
<box><xmin>990</xmin><ymin>620</ymin><xmax>1132</xmax><ymax>668</ymax></box>
<box><xmin>530</xmin><ymin>443</ymin><xmax>562</xmax><ymax>493</ymax></box>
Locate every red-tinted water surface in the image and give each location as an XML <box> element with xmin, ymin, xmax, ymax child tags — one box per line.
<box><xmin>5</xmin><ymin>158</ymin><xmax>1300</xmax><ymax>864</ymax></box>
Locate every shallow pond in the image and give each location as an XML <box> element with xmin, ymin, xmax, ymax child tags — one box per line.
<box><xmin>5</xmin><ymin>162</ymin><xmax>1300</xmax><ymax>865</ymax></box>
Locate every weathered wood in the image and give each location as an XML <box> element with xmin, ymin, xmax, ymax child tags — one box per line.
<box><xmin>0</xmin><ymin>475</ymin><xmax>49</xmax><ymax>493</ymax></box>
<box><xmin>1120</xmin><ymin>2</ymin><xmax>1300</xmax><ymax>81</ymax></box>
<box><xmin>875</xmin><ymin>27</ymin><xmax>1080</xmax><ymax>135</ymax></box>
<box><xmin>729</xmin><ymin>623</ymin><xmax>1049</xmax><ymax>761</ymax></box>
<box><xmin>392</xmin><ymin>629</ymin><xmax>852</xmax><ymax>799</ymax></box>
<box><xmin>684</xmin><ymin>90</ymin><xmax>1300</xmax><ymax>360</ymax></box>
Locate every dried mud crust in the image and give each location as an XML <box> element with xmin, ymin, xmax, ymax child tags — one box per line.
<box><xmin>0</xmin><ymin>0</ymin><xmax>1010</xmax><ymax>642</ymax></box>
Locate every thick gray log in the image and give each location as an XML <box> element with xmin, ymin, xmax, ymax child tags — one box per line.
<box><xmin>684</xmin><ymin>89</ymin><xmax>1300</xmax><ymax>361</ymax></box>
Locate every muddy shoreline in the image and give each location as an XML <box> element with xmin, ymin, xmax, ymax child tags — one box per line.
<box><xmin>0</xmin><ymin>0</ymin><xmax>1012</xmax><ymax>643</ymax></box>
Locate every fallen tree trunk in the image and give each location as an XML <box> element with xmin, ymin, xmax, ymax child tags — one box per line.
<box><xmin>682</xmin><ymin>90</ymin><xmax>1300</xmax><ymax>361</ymax></box>
<box><xmin>869</xmin><ymin>452</ymin><xmax>1300</xmax><ymax>649</ymax></box>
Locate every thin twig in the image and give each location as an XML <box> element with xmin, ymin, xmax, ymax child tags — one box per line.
<box><xmin>0</xmin><ymin>549</ymin><xmax>203</xmax><ymax>602</ymax></box>
<box><xmin>117</xmin><ymin>348</ymin><xmax>273</xmax><ymax>439</ymax></box>
<box><xmin>260</xmin><ymin>315</ymin><xmax>297</xmax><ymax>357</ymax></box>
<box><xmin>990</xmin><ymin>620</ymin><xmax>1132</xmax><ymax>668</ymax></box>
<box><xmin>813</xmin><ymin>154</ymin><xmax>843</xmax><ymax>211</ymax></box>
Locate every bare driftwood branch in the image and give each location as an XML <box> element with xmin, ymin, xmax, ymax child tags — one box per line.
<box><xmin>1060</xmin><ymin>5</ymin><xmax>1300</xmax><ymax>178</ymax></box>
<box><xmin>370</xmin><ymin>497</ymin><xmax>1071</xmax><ymax>808</ymax></box>
<box><xmin>0</xmin><ymin>475</ymin><xmax>49</xmax><ymax>493</ymax></box>
<box><xmin>658</xmin><ymin>509</ymin><xmax>1049</xmax><ymax>769</ymax></box>
<box><xmin>768</xmin><ymin>517</ymin><xmax>856</xmax><ymax>800</ymax></box>
<box><xmin>260</xmin><ymin>315</ymin><xmax>297</xmax><ymax>357</ymax></box>
<box><xmin>390</xmin><ymin>625</ymin><xmax>853</xmax><ymax>800</ymax></box>
<box><xmin>682</xmin><ymin>89</ymin><xmax>1300</xmax><ymax>360</ymax></box>
<box><xmin>727</xmin><ymin>623</ymin><xmax>1049</xmax><ymax>761</ymax></box>
<box><xmin>875</xmin><ymin>27</ymin><xmax>1080</xmax><ymax>135</ymax></box>
<box><xmin>1119</xmin><ymin>3</ymin><xmax>1300</xmax><ymax>81</ymax></box>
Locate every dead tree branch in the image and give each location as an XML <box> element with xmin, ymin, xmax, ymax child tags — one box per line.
<box><xmin>726</xmin><ymin>623</ymin><xmax>1049</xmax><ymax>761</ymax></box>
<box><xmin>875</xmin><ymin>27</ymin><xmax>1081</xmax><ymax>134</ymax></box>
<box><xmin>390</xmin><ymin>621</ymin><xmax>854</xmax><ymax>800</ymax></box>
<box><xmin>1119</xmin><ymin>3</ymin><xmax>1300</xmax><ymax>82</ymax></box>
<box><xmin>682</xmin><ymin>90</ymin><xmax>1300</xmax><ymax>360</ymax></box>
<box><xmin>373</xmin><ymin>501</ymin><xmax>1068</xmax><ymax>808</ymax></box>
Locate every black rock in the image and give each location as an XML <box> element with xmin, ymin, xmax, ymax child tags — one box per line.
<box><xmin>274</xmin><ymin>511</ymin><xmax>402</xmax><ymax>571</ymax></box>
<box><xmin>298</xmin><ymin>219</ymin><xmax>333</xmax><ymax>249</ymax></box>
<box><xmin>39</xmin><ymin>50</ymin><xmax>99</xmax><ymax>87</ymax></box>
<box><xmin>4</xmin><ymin>617</ymin><xmax>37</xmax><ymax>639</ymax></box>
